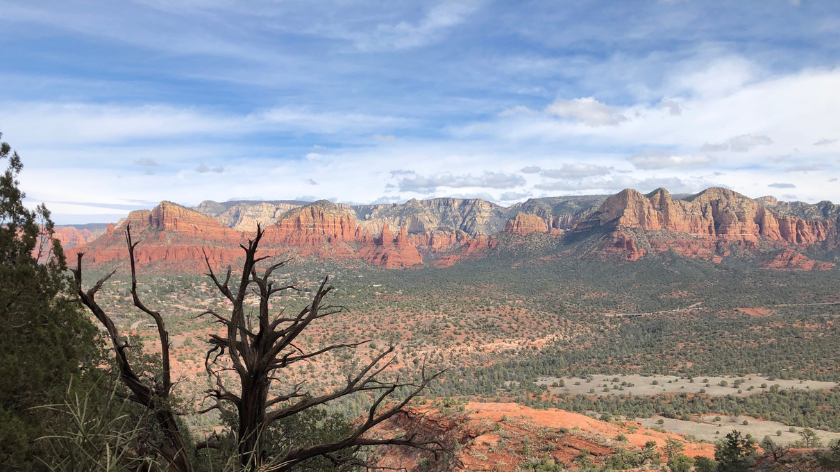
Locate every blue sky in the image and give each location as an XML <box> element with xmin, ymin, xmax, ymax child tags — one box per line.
<box><xmin>1</xmin><ymin>0</ymin><xmax>839</xmax><ymax>223</ymax></box>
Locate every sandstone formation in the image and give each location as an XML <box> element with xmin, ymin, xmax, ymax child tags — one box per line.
<box><xmin>54</xmin><ymin>227</ymin><xmax>96</xmax><ymax>249</ymax></box>
<box><xmin>54</xmin><ymin>224</ymin><xmax>110</xmax><ymax>249</ymax></box>
<box><xmin>71</xmin><ymin>188</ymin><xmax>840</xmax><ymax>271</ymax></box>
<box><xmin>503</xmin><ymin>212</ymin><xmax>549</xmax><ymax>234</ymax></box>
<box><xmin>758</xmin><ymin>195</ymin><xmax>840</xmax><ymax>221</ymax></box>
<box><xmin>760</xmin><ymin>249</ymin><xmax>836</xmax><ymax>271</ymax></box>
<box><xmin>353</xmin><ymin>198</ymin><xmax>508</xmax><ymax>236</ymax></box>
<box><xmin>371</xmin><ymin>402</ymin><xmax>713</xmax><ymax>472</ymax></box>
<box><xmin>577</xmin><ymin>187</ymin><xmax>839</xmax><ymax>261</ymax></box>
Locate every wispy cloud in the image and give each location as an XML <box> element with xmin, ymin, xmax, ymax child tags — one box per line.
<box><xmin>396</xmin><ymin>171</ymin><xmax>526</xmax><ymax>194</ymax></box>
<box><xmin>628</xmin><ymin>150</ymin><xmax>715</xmax><ymax>170</ymax></box>
<box><xmin>4</xmin><ymin>1</ymin><xmax>840</xmax><ymax>222</ymax></box>
<box><xmin>134</xmin><ymin>157</ymin><xmax>158</xmax><ymax>166</ymax></box>
<box><xmin>0</xmin><ymin>102</ymin><xmax>411</xmax><ymax>146</ymax></box>
<box><xmin>349</xmin><ymin>1</ymin><xmax>481</xmax><ymax>51</ymax></box>
<box><xmin>545</xmin><ymin>97</ymin><xmax>627</xmax><ymax>126</ymax></box>
<box><xmin>528</xmin><ymin>164</ymin><xmax>613</xmax><ymax>179</ymax></box>
<box><xmin>196</xmin><ymin>164</ymin><xmax>224</xmax><ymax>173</ymax></box>
<box><xmin>701</xmin><ymin>135</ymin><xmax>773</xmax><ymax>153</ymax></box>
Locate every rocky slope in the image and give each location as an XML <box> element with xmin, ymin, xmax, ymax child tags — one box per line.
<box><xmin>757</xmin><ymin>195</ymin><xmax>840</xmax><ymax>221</ymax></box>
<box><xmin>54</xmin><ymin>223</ymin><xmax>110</xmax><ymax>249</ymax></box>
<box><xmin>370</xmin><ymin>402</ymin><xmax>713</xmax><ymax>471</ymax></box>
<box><xmin>193</xmin><ymin>200</ymin><xmax>310</xmax><ymax>231</ymax></box>
<box><xmin>573</xmin><ymin>187</ymin><xmax>839</xmax><ymax>267</ymax></box>
<box><xmin>70</xmin><ymin>188</ymin><xmax>840</xmax><ymax>271</ymax></box>
<box><xmin>504</xmin><ymin>212</ymin><xmax>550</xmax><ymax>235</ymax></box>
<box><xmin>353</xmin><ymin>198</ymin><xmax>509</xmax><ymax>236</ymax></box>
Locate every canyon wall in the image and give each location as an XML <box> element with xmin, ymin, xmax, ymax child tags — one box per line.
<box><xmin>71</xmin><ymin>188</ymin><xmax>840</xmax><ymax>271</ymax></box>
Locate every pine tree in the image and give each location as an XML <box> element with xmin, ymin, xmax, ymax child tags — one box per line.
<box><xmin>0</xmin><ymin>134</ymin><xmax>101</xmax><ymax>469</ymax></box>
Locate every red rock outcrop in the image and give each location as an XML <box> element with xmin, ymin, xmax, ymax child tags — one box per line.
<box><xmin>70</xmin><ymin>189</ymin><xmax>840</xmax><ymax>271</ymax></box>
<box><xmin>378</xmin><ymin>223</ymin><xmax>394</xmax><ymax>245</ymax></box>
<box><xmin>74</xmin><ymin>200</ymin><xmax>429</xmax><ymax>270</ymax></box>
<box><xmin>54</xmin><ymin>227</ymin><xmax>96</xmax><ymax>249</ymax></box>
<box><xmin>579</xmin><ymin>187</ymin><xmax>838</xmax><ymax>263</ymax></box>
<box><xmin>371</xmin><ymin>402</ymin><xmax>713</xmax><ymax>471</ymax></box>
<box><xmin>433</xmin><ymin>236</ymin><xmax>496</xmax><ymax>268</ymax></box>
<box><xmin>760</xmin><ymin>249</ymin><xmax>836</xmax><ymax>271</ymax></box>
<box><xmin>503</xmin><ymin>212</ymin><xmax>549</xmax><ymax>234</ymax></box>
<box><xmin>358</xmin><ymin>224</ymin><xmax>423</xmax><ymax>269</ymax></box>
<box><xmin>70</xmin><ymin>203</ymin><xmax>245</xmax><ymax>269</ymax></box>
<box><xmin>591</xmin><ymin>187</ymin><xmax>835</xmax><ymax>244</ymax></box>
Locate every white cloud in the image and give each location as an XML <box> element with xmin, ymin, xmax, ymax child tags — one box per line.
<box><xmin>534</xmin><ymin>175</ymin><xmax>719</xmax><ymax>194</ymax></box>
<box><xmin>498</xmin><ymin>191</ymin><xmax>532</xmax><ymax>201</ymax></box>
<box><xmin>702</xmin><ymin>134</ymin><xmax>773</xmax><ymax>153</ymax></box>
<box><xmin>769</xmin><ymin>183</ymin><xmax>796</xmax><ymax>188</ymax></box>
<box><xmin>545</xmin><ymin>97</ymin><xmax>627</xmax><ymax>126</ymax></box>
<box><xmin>0</xmin><ymin>102</ymin><xmax>409</xmax><ymax>146</ymax></box>
<box><xmin>785</xmin><ymin>164</ymin><xmax>823</xmax><ymax>172</ymax></box>
<box><xmin>814</xmin><ymin>138</ymin><xmax>837</xmax><ymax>146</ymax></box>
<box><xmin>668</xmin><ymin>55</ymin><xmax>759</xmax><ymax>98</ymax></box>
<box><xmin>10</xmin><ymin>51</ymin><xmax>840</xmax><ymax>222</ymax></box>
<box><xmin>351</xmin><ymin>0</ymin><xmax>480</xmax><ymax>52</ymax></box>
<box><xmin>196</xmin><ymin>164</ymin><xmax>224</xmax><ymax>173</ymax></box>
<box><xmin>658</xmin><ymin>99</ymin><xmax>682</xmax><ymax>116</ymax></box>
<box><xmin>370</xmin><ymin>195</ymin><xmax>405</xmax><ymax>204</ymax></box>
<box><xmin>134</xmin><ymin>157</ymin><xmax>158</xmax><ymax>166</ymax></box>
<box><xmin>396</xmin><ymin>171</ymin><xmax>526</xmax><ymax>193</ymax></box>
<box><xmin>628</xmin><ymin>150</ymin><xmax>716</xmax><ymax>170</ymax></box>
<box><xmin>539</xmin><ymin>164</ymin><xmax>612</xmax><ymax>179</ymax></box>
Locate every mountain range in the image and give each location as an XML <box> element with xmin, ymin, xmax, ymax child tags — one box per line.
<box><xmin>62</xmin><ymin>187</ymin><xmax>840</xmax><ymax>272</ymax></box>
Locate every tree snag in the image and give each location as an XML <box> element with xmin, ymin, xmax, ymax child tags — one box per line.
<box><xmin>73</xmin><ymin>224</ymin><xmax>444</xmax><ymax>471</ymax></box>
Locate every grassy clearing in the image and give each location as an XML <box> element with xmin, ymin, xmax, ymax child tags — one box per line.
<box><xmin>638</xmin><ymin>415</ymin><xmax>840</xmax><ymax>446</ymax></box>
<box><xmin>537</xmin><ymin>374</ymin><xmax>837</xmax><ymax>397</ymax></box>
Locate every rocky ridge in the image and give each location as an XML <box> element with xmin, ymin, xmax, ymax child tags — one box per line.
<box><xmin>68</xmin><ymin>188</ymin><xmax>840</xmax><ymax>271</ymax></box>
<box><xmin>575</xmin><ymin>188</ymin><xmax>838</xmax><ymax>267</ymax></box>
<box><xmin>54</xmin><ymin>223</ymin><xmax>110</xmax><ymax>249</ymax></box>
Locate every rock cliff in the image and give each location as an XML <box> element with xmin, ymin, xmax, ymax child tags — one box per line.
<box><xmin>53</xmin><ymin>223</ymin><xmax>111</xmax><ymax>249</ymax></box>
<box><xmin>70</xmin><ymin>188</ymin><xmax>840</xmax><ymax>271</ymax></box>
<box><xmin>576</xmin><ymin>187</ymin><xmax>839</xmax><ymax>262</ymax></box>
<box><xmin>503</xmin><ymin>212</ymin><xmax>549</xmax><ymax>234</ymax></box>
<box><xmin>353</xmin><ymin>198</ymin><xmax>509</xmax><ymax>236</ymax></box>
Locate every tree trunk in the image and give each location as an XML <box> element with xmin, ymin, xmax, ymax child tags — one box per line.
<box><xmin>239</xmin><ymin>372</ymin><xmax>270</xmax><ymax>467</ymax></box>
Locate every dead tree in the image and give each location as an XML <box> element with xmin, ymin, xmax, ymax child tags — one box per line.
<box><xmin>72</xmin><ymin>227</ymin><xmax>193</xmax><ymax>472</ymax></box>
<box><xmin>73</xmin><ymin>225</ymin><xmax>443</xmax><ymax>471</ymax></box>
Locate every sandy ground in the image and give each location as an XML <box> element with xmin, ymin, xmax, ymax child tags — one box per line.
<box><xmin>638</xmin><ymin>415</ymin><xmax>840</xmax><ymax>446</ymax></box>
<box><xmin>537</xmin><ymin>374</ymin><xmax>837</xmax><ymax>397</ymax></box>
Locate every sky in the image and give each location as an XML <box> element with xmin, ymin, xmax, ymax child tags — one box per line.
<box><xmin>1</xmin><ymin>0</ymin><xmax>839</xmax><ymax>224</ymax></box>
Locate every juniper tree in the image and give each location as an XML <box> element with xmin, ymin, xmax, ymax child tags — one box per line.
<box><xmin>0</xmin><ymin>134</ymin><xmax>101</xmax><ymax>469</ymax></box>
<box><xmin>73</xmin><ymin>224</ymin><xmax>443</xmax><ymax>471</ymax></box>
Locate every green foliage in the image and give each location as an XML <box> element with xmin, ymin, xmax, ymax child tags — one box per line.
<box><xmin>714</xmin><ymin>430</ymin><xmax>757</xmax><ymax>472</ymax></box>
<box><xmin>667</xmin><ymin>453</ymin><xmax>693</xmax><ymax>472</ymax></box>
<box><xmin>817</xmin><ymin>439</ymin><xmax>840</xmax><ymax>470</ymax></box>
<box><xmin>37</xmin><ymin>380</ymin><xmax>161</xmax><ymax>472</ymax></box>
<box><xmin>798</xmin><ymin>427</ymin><xmax>822</xmax><ymax>448</ymax></box>
<box><xmin>663</xmin><ymin>437</ymin><xmax>684</xmax><ymax>459</ymax></box>
<box><xmin>604</xmin><ymin>447</ymin><xmax>640</xmax><ymax>469</ymax></box>
<box><xmin>0</xmin><ymin>135</ymin><xmax>103</xmax><ymax>469</ymax></box>
<box><xmin>693</xmin><ymin>456</ymin><xmax>717</xmax><ymax>472</ymax></box>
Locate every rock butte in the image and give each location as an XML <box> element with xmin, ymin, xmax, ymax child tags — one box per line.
<box><xmin>67</xmin><ymin>187</ymin><xmax>839</xmax><ymax>271</ymax></box>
